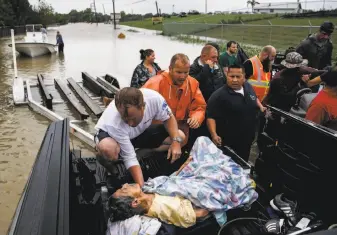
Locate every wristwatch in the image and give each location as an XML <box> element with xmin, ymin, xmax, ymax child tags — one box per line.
<box><xmin>172</xmin><ymin>136</ymin><xmax>183</xmax><ymax>144</ymax></box>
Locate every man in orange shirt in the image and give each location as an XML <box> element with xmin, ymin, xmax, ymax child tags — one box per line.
<box><xmin>143</xmin><ymin>53</ymin><xmax>207</xmax><ymax>146</ymax></box>
<box><xmin>306</xmin><ymin>70</ymin><xmax>337</xmax><ymax>131</ymax></box>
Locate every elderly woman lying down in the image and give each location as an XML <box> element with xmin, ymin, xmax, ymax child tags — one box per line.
<box><xmin>107</xmin><ymin>137</ymin><xmax>258</xmax><ymax>228</ymax></box>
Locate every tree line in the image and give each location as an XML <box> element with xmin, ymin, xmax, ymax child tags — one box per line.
<box><xmin>0</xmin><ymin>0</ymin><xmax>111</xmax><ymax>27</ymax></box>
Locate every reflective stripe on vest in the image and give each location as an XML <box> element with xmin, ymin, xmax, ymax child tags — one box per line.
<box><xmin>248</xmin><ymin>79</ymin><xmax>269</xmax><ymax>87</ymax></box>
<box><xmin>248</xmin><ymin>56</ymin><xmax>270</xmax><ymax>87</ymax></box>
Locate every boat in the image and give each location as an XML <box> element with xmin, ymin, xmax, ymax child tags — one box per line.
<box><xmin>8</xmin><ymin>24</ymin><xmax>57</xmax><ymax>58</ymax></box>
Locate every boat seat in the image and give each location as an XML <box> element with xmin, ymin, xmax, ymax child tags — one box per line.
<box><xmin>290</xmin><ymin>88</ymin><xmax>317</xmax><ymax>118</ymax></box>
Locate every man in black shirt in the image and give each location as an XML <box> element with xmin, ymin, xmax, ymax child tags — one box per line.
<box><xmin>189</xmin><ymin>45</ymin><xmax>225</xmax><ymax>102</ymax></box>
<box><xmin>263</xmin><ymin>52</ymin><xmax>318</xmax><ymax>112</ymax></box>
<box><xmin>296</xmin><ymin>21</ymin><xmax>334</xmax><ymax>70</ymax></box>
<box><xmin>207</xmin><ymin>64</ymin><xmax>259</xmax><ymax>162</ymax></box>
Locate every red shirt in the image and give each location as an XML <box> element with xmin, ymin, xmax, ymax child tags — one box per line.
<box><xmin>306</xmin><ymin>89</ymin><xmax>337</xmax><ymax>128</ymax></box>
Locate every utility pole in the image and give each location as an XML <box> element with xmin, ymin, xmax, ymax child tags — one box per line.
<box><xmin>93</xmin><ymin>0</ymin><xmax>98</xmax><ymax>25</ymax></box>
<box><xmin>323</xmin><ymin>0</ymin><xmax>326</xmax><ymax>10</ymax></box>
<box><xmin>205</xmin><ymin>0</ymin><xmax>207</xmax><ymax>14</ymax></box>
<box><xmin>155</xmin><ymin>1</ymin><xmax>159</xmax><ymax>16</ymax></box>
<box><xmin>102</xmin><ymin>4</ymin><xmax>106</xmax><ymax>23</ymax></box>
<box><xmin>112</xmin><ymin>0</ymin><xmax>116</xmax><ymax>29</ymax></box>
<box><xmin>172</xmin><ymin>4</ymin><xmax>175</xmax><ymax>14</ymax></box>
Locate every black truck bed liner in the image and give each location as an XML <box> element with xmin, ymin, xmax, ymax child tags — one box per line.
<box><xmin>8</xmin><ymin>119</ymin><xmax>70</xmax><ymax>235</ymax></box>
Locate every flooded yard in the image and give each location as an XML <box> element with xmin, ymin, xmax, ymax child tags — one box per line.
<box><xmin>0</xmin><ymin>23</ymin><xmax>204</xmax><ymax>233</ymax></box>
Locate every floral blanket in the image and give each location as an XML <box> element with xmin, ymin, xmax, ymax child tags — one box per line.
<box><xmin>142</xmin><ymin>136</ymin><xmax>258</xmax><ymax>226</ymax></box>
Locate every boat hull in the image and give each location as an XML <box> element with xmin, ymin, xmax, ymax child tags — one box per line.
<box><xmin>9</xmin><ymin>42</ymin><xmax>57</xmax><ymax>58</ymax></box>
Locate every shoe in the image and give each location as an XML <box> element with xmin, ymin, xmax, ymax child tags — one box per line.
<box><xmin>265</xmin><ymin>218</ymin><xmax>285</xmax><ymax>234</ymax></box>
<box><xmin>270</xmin><ymin>194</ymin><xmax>299</xmax><ymax>226</ymax></box>
<box><xmin>286</xmin><ymin>212</ymin><xmax>317</xmax><ymax>234</ymax></box>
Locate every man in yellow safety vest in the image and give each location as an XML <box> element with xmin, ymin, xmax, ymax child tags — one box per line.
<box><xmin>243</xmin><ymin>45</ymin><xmax>276</xmax><ymax>103</ymax></box>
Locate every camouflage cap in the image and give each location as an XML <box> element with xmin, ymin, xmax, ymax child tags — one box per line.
<box><xmin>281</xmin><ymin>52</ymin><xmax>308</xmax><ymax>68</ymax></box>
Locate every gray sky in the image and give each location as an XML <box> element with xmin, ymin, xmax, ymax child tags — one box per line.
<box><xmin>28</xmin><ymin>0</ymin><xmax>337</xmax><ymax>14</ymax></box>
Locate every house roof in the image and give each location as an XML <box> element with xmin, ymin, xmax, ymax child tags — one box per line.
<box><xmin>254</xmin><ymin>2</ymin><xmax>301</xmax><ymax>10</ymax></box>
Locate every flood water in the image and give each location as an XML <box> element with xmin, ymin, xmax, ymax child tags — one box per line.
<box><xmin>0</xmin><ymin>23</ymin><xmax>203</xmax><ymax>233</ymax></box>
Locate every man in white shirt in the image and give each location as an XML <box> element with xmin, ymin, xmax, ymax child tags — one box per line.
<box><xmin>95</xmin><ymin>87</ymin><xmax>185</xmax><ymax>186</ymax></box>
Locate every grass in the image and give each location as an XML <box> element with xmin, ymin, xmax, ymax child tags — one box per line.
<box><xmin>164</xmin><ymin>16</ymin><xmax>337</xmax><ymax>52</ymax></box>
<box><xmin>121</xmin><ymin>15</ymin><xmax>337</xmax><ymax>55</ymax></box>
<box><xmin>170</xmin><ymin>35</ymin><xmax>261</xmax><ymax>58</ymax></box>
<box><xmin>247</xmin><ymin>17</ymin><xmax>337</xmax><ymax>26</ymax></box>
<box><xmin>126</xmin><ymin>28</ymin><xmax>139</xmax><ymax>32</ymax></box>
<box><xmin>120</xmin><ymin>14</ymin><xmax>277</xmax><ymax>31</ymax></box>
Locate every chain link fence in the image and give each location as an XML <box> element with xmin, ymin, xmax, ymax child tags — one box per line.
<box><xmin>0</xmin><ymin>26</ymin><xmax>26</xmax><ymax>38</ymax></box>
<box><xmin>163</xmin><ymin>22</ymin><xmax>337</xmax><ymax>53</ymax></box>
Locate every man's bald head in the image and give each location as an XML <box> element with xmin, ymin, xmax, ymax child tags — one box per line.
<box><xmin>259</xmin><ymin>45</ymin><xmax>276</xmax><ymax>72</ymax></box>
<box><xmin>260</xmin><ymin>45</ymin><xmax>276</xmax><ymax>62</ymax></box>
<box><xmin>201</xmin><ymin>45</ymin><xmax>218</xmax><ymax>64</ymax></box>
<box><xmin>201</xmin><ymin>45</ymin><xmax>217</xmax><ymax>56</ymax></box>
<box><xmin>261</xmin><ymin>45</ymin><xmax>276</xmax><ymax>57</ymax></box>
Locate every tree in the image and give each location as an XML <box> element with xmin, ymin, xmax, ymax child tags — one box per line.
<box><xmin>120</xmin><ymin>11</ymin><xmax>126</xmax><ymax>18</ymax></box>
<box><xmin>247</xmin><ymin>0</ymin><xmax>260</xmax><ymax>13</ymax></box>
<box><xmin>37</xmin><ymin>0</ymin><xmax>55</xmax><ymax>25</ymax></box>
<box><xmin>0</xmin><ymin>0</ymin><xmax>15</xmax><ymax>26</ymax></box>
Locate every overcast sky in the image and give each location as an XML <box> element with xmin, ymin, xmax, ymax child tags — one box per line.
<box><xmin>28</xmin><ymin>0</ymin><xmax>337</xmax><ymax>14</ymax></box>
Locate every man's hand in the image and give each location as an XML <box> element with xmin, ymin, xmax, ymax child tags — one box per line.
<box><xmin>302</xmin><ymin>74</ymin><xmax>310</xmax><ymax>83</ymax></box>
<box><xmin>260</xmin><ymin>106</ymin><xmax>267</xmax><ymax>113</ymax></box>
<box><xmin>187</xmin><ymin>117</ymin><xmax>200</xmax><ymax>129</ymax></box>
<box><xmin>205</xmin><ymin>60</ymin><xmax>214</xmax><ymax>69</ymax></box>
<box><xmin>211</xmin><ymin>134</ymin><xmax>222</xmax><ymax>147</ymax></box>
<box><xmin>167</xmin><ymin>141</ymin><xmax>182</xmax><ymax>164</ymax></box>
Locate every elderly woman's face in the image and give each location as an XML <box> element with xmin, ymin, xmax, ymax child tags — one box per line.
<box><xmin>112</xmin><ymin>183</ymin><xmax>142</xmax><ymax>198</ymax></box>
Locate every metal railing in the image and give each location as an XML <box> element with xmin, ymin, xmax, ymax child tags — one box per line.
<box><xmin>0</xmin><ymin>26</ymin><xmax>26</xmax><ymax>38</ymax></box>
<box><xmin>163</xmin><ymin>22</ymin><xmax>337</xmax><ymax>52</ymax></box>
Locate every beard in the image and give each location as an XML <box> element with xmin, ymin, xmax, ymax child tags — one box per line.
<box><xmin>262</xmin><ymin>58</ymin><xmax>273</xmax><ymax>72</ymax></box>
<box><xmin>230</xmin><ymin>49</ymin><xmax>237</xmax><ymax>54</ymax></box>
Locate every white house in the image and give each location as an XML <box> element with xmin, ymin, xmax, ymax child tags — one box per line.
<box><xmin>253</xmin><ymin>2</ymin><xmax>302</xmax><ymax>14</ymax></box>
<box><xmin>110</xmin><ymin>13</ymin><xmax>121</xmax><ymax>23</ymax></box>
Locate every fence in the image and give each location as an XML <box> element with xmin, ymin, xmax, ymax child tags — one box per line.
<box><xmin>163</xmin><ymin>22</ymin><xmax>337</xmax><ymax>53</ymax></box>
<box><xmin>0</xmin><ymin>26</ymin><xmax>26</xmax><ymax>38</ymax></box>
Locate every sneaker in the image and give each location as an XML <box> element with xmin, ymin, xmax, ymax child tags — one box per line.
<box><xmin>286</xmin><ymin>212</ymin><xmax>317</xmax><ymax>234</ymax></box>
<box><xmin>270</xmin><ymin>194</ymin><xmax>299</xmax><ymax>226</ymax></box>
<box><xmin>265</xmin><ymin>218</ymin><xmax>285</xmax><ymax>234</ymax></box>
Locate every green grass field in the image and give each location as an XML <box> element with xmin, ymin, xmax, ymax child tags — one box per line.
<box><xmin>121</xmin><ymin>15</ymin><xmax>337</xmax><ymax>53</ymax></box>
<box><xmin>247</xmin><ymin>17</ymin><xmax>336</xmax><ymax>26</ymax></box>
<box><xmin>120</xmin><ymin>14</ymin><xmax>277</xmax><ymax>30</ymax></box>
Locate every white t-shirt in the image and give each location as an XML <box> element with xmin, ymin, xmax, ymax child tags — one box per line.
<box><xmin>95</xmin><ymin>88</ymin><xmax>172</xmax><ymax>169</ymax></box>
<box><xmin>234</xmin><ymin>87</ymin><xmax>244</xmax><ymax>96</ymax></box>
